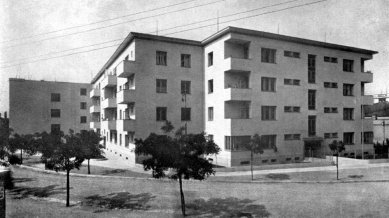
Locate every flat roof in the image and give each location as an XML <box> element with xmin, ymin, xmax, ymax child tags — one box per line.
<box><xmin>202</xmin><ymin>26</ymin><xmax>378</xmax><ymax>55</ymax></box>
<box><xmin>9</xmin><ymin>78</ymin><xmax>90</xmax><ymax>85</ymax></box>
<box><xmin>92</xmin><ymin>26</ymin><xmax>378</xmax><ymax>83</ymax></box>
<box><xmin>91</xmin><ymin>32</ymin><xmax>201</xmax><ymax>84</ymax></box>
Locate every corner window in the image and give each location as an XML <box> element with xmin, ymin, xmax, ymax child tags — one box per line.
<box><xmin>51</xmin><ymin>124</ymin><xmax>61</xmax><ymax>134</ymax></box>
<box><xmin>344</xmin><ymin>132</ymin><xmax>354</xmax><ymax>145</ymax></box>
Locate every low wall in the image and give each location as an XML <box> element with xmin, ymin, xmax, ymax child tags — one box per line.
<box><xmin>326</xmin><ymin>156</ymin><xmax>389</xmax><ymax>166</ymax></box>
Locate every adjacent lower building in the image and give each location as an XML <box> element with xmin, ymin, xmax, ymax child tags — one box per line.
<box><xmin>9</xmin><ymin>78</ymin><xmax>91</xmax><ymax>135</ymax></box>
<box><xmin>90</xmin><ymin>26</ymin><xmax>377</xmax><ymax>167</ymax></box>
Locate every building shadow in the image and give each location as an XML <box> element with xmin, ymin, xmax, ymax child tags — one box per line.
<box><xmin>185</xmin><ymin>197</ymin><xmax>271</xmax><ymax>217</ymax></box>
<box><xmin>100</xmin><ymin>169</ymin><xmax>127</xmax><ymax>175</ymax></box>
<box><xmin>13</xmin><ymin>177</ymin><xmax>36</xmax><ymax>183</ymax></box>
<box><xmin>10</xmin><ymin>185</ymin><xmax>66</xmax><ymax>199</ymax></box>
<box><xmin>81</xmin><ymin>192</ymin><xmax>155</xmax><ymax>213</ymax></box>
<box><xmin>265</xmin><ymin>173</ymin><xmax>290</xmax><ymax>180</ymax></box>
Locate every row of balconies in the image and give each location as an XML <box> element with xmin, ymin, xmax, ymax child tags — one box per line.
<box><xmin>90</xmin><ymin>119</ymin><xmax>136</xmax><ymax>131</ymax></box>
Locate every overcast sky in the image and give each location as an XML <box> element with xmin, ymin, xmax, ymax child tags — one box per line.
<box><xmin>0</xmin><ymin>0</ymin><xmax>388</xmax><ymax>113</ymax></box>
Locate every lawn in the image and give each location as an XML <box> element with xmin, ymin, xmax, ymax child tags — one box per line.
<box><xmin>6</xmin><ymin>166</ymin><xmax>389</xmax><ymax>217</ymax></box>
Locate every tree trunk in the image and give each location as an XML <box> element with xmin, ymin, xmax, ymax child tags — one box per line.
<box><xmin>336</xmin><ymin>153</ymin><xmax>339</xmax><ymax>180</ymax></box>
<box><xmin>66</xmin><ymin>169</ymin><xmax>70</xmax><ymax>207</ymax></box>
<box><xmin>250</xmin><ymin>150</ymin><xmax>253</xmax><ymax>181</ymax></box>
<box><xmin>178</xmin><ymin>174</ymin><xmax>186</xmax><ymax>216</ymax></box>
<box><xmin>87</xmin><ymin>159</ymin><xmax>90</xmax><ymax>174</ymax></box>
<box><xmin>20</xmin><ymin>149</ymin><xmax>23</xmax><ymax>164</ymax></box>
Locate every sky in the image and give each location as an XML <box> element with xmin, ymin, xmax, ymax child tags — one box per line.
<box><xmin>0</xmin><ymin>0</ymin><xmax>388</xmax><ymax>113</ymax></box>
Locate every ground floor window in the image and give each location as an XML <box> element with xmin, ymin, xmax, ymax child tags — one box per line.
<box><xmin>343</xmin><ymin>132</ymin><xmax>354</xmax><ymax>145</ymax></box>
<box><xmin>224</xmin><ymin>136</ymin><xmax>251</xmax><ymax>151</ymax></box>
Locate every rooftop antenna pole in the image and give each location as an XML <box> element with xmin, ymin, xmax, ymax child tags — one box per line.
<box><xmin>156</xmin><ymin>20</ymin><xmax>159</xmax><ymax>35</ymax></box>
<box><xmin>217</xmin><ymin>10</ymin><xmax>220</xmax><ymax>32</ymax></box>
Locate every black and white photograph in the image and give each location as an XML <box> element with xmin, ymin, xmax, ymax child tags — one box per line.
<box><xmin>0</xmin><ymin>0</ymin><xmax>389</xmax><ymax>217</ymax></box>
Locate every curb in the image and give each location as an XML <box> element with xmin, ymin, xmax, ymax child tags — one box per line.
<box><xmin>13</xmin><ymin>164</ymin><xmax>389</xmax><ymax>185</ymax></box>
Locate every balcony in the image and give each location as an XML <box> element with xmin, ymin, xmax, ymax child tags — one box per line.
<box><xmin>224</xmin><ymin>88</ymin><xmax>251</xmax><ymax>101</ymax></box>
<box><xmin>101</xmin><ymin>120</ymin><xmax>116</xmax><ymax>130</ymax></box>
<box><xmin>224</xmin><ymin>118</ymin><xmax>254</xmax><ymax>135</ymax></box>
<box><xmin>90</xmin><ymin>121</ymin><xmax>100</xmax><ymax>129</ymax></box>
<box><xmin>361</xmin><ymin>95</ymin><xmax>374</xmax><ymax>105</ymax></box>
<box><xmin>117</xmin><ymin>89</ymin><xmax>135</xmax><ymax>104</ymax></box>
<box><xmin>101</xmin><ymin>98</ymin><xmax>117</xmax><ymax>109</ymax></box>
<box><xmin>101</xmin><ymin>75</ymin><xmax>117</xmax><ymax>88</ymax></box>
<box><xmin>223</xmin><ymin>57</ymin><xmax>252</xmax><ymax>73</ymax></box>
<box><xmin>360</xmin><ymin>71</ymin><xmax>373</xmax><ymax>83</ymax></box>
<box><xmin>90</xmin><ymin>88</ymin><xmax>100</xmax><ymax>98</ymax></box>
<box><xmin>117</xmin><ymin>60</ymin><xmax>138</xmax><ymax>78</ymax></box>
<box><xmin>89</xmin><ymin>105</ymin><xmax>100</xmax><ymax>113</ymax></box>
<box><xmin>117</xmin><ymin>119</ymin><xmax>136</xmax><ymax>132</ymax></box>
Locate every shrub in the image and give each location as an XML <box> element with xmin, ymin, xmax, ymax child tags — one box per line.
<box><xmin>8</xmin><ymin>154</ymin><xmax>21</xmax><ymax>165</ymax></box>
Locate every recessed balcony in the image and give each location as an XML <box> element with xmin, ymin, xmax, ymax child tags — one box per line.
<box><xmin>117</xmin><ymin>119</ymin><xmax>136</xmax><ymax>132</ymax></box>
<box><xmin>90</xmin><ymin>121</ymin><xmax>100</xmax><ymax>129</ymax></box>
<box><xmin>117</xmin><ymin>89</ymin><xmax>135</xmax><ymax>104</ymax></box>
<box><xmin>224</xmin><ymin>88</ymin><xmax>251</xmax><ymax>101</ymax></box>
<box><xmin>90</xmin><ymin>88</ymin><xmax>100</xmax><ymax>98</ymax></box>
<box><xmin>101</xmin><ymin>120</ymin><xmax>116</xmax><ymax>130</ymax></box>
<box><xmin>223</xmin><ymin>57</ymin><xmax>252</xmax><ymax>73</ymax></box>
<box><xmin>360</xmin><ymin>71</ymin><xmax>373</xmax><ymax>83</ymax></box>
<box><xmin>117</xmin><ymin>60</ymin><xmax>138</xmax><ymax>78</ymax></box>
<box><xmin>101</xmin><ymin>75</ymin><xmax>117</xmax><ymax>88</ymax></box>
<box><xmin>89</xmin><ymin>105</ymin><xmax>101</xmax><ymax>113</ymax></box>
<box><xmin>101</xmin><ymin>98</ymin><xmax>117</xmax><ymax>109</ymax></box>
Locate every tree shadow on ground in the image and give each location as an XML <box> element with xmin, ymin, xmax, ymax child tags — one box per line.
<box><xmin>348</xmin><ymin>175</ymin><xmax>364</xmax><ymax>179</ymax></box>
<box><xmin>13</xmin><ymin>177</ymin><xmax>35</xmax><ymax>183</ymax></box>
<box><xmin>265</xmin><ymin>173</ymin><xmax>290</xmax><ymax>180</ymax></box>
<box><xmin>10</xmin><ymin>185</ymin><xmax>66</xmax><ymax>199</ymax></box>
<box><xmin>185</xmin><ymin>197</ymin><xmax>271</xmax><ymax>218</ymax></box>
<box><xmin>81</xmin><ymin>192</ymin><xmax>155</xmax><ymax>213</ymax></box>
<box><xmin>101</xmin><ymin>169</ymin><xmax>127</xmax><ymax>175</ymax></box>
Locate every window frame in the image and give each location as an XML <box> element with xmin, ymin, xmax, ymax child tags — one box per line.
<box><xmin>181</xmin><ymin>108</ymin><xmax>191</xmax><ymax>121</ymax></box>
<box><xmin>156</xmin><ymin>51</ymin><xmax>167</xmax><ymax>66</ymax></box>
<box><xmin>181</xmin><ymin>80</ymin><xmax>191</xmax><ymax>95</ymax></box>
<box><xmin>261</xmin><ymin>48</ymin><xmax>276</xmax><ymax>63</ymax></box>
<box><xmin>181</xmin><ymin>54</ymin><xmax>191</xmax><ymax>68</ymax></box>
<box><xmin>261</xmin><ymin>106</ymin><xmax>276</xmax><ymax>120</ymax></box>
<box><xmin>156</xmin><ymin>107</ymin><xmax>167</xmax><ymax>121</ymax></box>
<box><xmin>156</xmin><ymin>79</ymin><xmax>167</xmax><ymax>93</ymax></box>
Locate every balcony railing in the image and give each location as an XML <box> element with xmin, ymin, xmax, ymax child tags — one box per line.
<box><xmin>101</xmin><ymin>75</ymin><xmax>117</xmax><ymax>88</ymax></box>
<box><xmin>101</xmin><ymin>98</ymin><xmax>117</xmax><ymax>108</ymax></box>
<box><xmin>90</xmin><ymin>88</ymin><xmax>100</xmax><ymax>98</ymax></box>
<box><xmin>117</xmin><ymin>89</ymin><xmax>135</xmax><ymax>104</ymax></box>
<box><xmin>223</xmin><ymin>57</ymin><xmax>252</xmax><ymax>73</ymax></box>
<box><xmin>117</xmin><ymin>119</ymin><xmax>136</xmax><ymax>132</ymax></box>
<box><xmin>360</xmin><ymin>71</ymin><xmax>373</xmax><ymax>83</ymax></box>
<box><xmin>224</xmin><ymin>88</ymin><xmax>251</xmax><ymax>101</ymax></box>
<box><xmin>90</xmin><ymin>121</ymin><xmax>101</xmax><ymax>129</ymax></box>
<box><xmin>89</xmin><ymin>105</ymin><xmax>100</xmax><ymax>113</ymax></box>
<box><xmin>117</xmin><ymin>60</ymin><xmax>138</xmax><ymax>78</ymax></box>
<box><xmin>101</xmin><ymin>120</ymin><xmax>116</xmax><ymax>130</ymax></box>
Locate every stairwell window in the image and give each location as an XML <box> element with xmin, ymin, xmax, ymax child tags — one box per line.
<box><xmin>208</xmin><ymin>107</ymin><xmax>214</xmax><ymax>121</ymax></box>
<box><xmin>156</xmin><ymin>51</ymin><xmax>167</xmax><ymax>66</ymax></box>
<box><xmin>261</xmin><ymin>48</ymin><xmax>276</xmax><ymax>63</ymax></box>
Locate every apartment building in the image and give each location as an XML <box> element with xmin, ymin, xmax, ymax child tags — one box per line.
<box><xmin>91</xmin><ymin>26</ymin><xmax>377</xmax><ymax>167</ymax></box>
<box><xmin>90</xmin><ymin>33</ymin><xmax>204</xmax><ymax>163</ymax></box>
<box><xmin>9</xmin><ymin>78</ymin><xmax>91</xmax><ymax>135</ymax></box>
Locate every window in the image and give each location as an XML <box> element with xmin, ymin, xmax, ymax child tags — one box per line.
<box><xmin>343</xmin><ymin>59</ymin><xmax>354</xmax><ymax>72</ymax></box>
<box><xmin>343</xmin><ymin>84</ymin><xmax>354</xmax><ymax>96</ymax></box>
<box><xmin>80</xmin><ymin>88</ymin><xmax>87</xmax><ymax>96</ymax></box>
<box><xmin>324</xmin><ymin>133</ymin><xmax>338</xmax><ymax>139</ymax></box>
<box><xmin>51</xmin><ymin>93</ymin><xmax>60</xmax><ymax>102</ymax></box>
<box><xmin>362</xmin><ymin>132</ymin><xmax>373</xmax><ymax>144</ymax></box>
<box><xmin>181</xmin><ymin>81</ymin><xmax>191</xmax><ymax>94</ymax></box>
<box><xmin>324</xmin><ymin>82</ymin><xmax>338</xmax><ymax>88</ymax></box>
<box><xmin>284</xmin><ymin>79</ymin><xmax>292</xmax><ymax>85</ymax></box>
<box><xmin>208</xmin><ymin>107</ymin><xmax>214</xmax><ymax>121</ymax></box>
<box><xmin>308</xmin><ymin>90</ymin><xmax>316</xmax><ymax>110</ymax></box>
<box><xmin>208</xmin><ymin>52</ymin><xmax>213</xmax><ymax>66</ymax></box>
<box><xmin>80</xmin><ymin>102</ymin><xmax>87</xmax><ymax>109</ymax></box>
<box><xmin>343</xmin><ymin>108</ymin><xmax>354</xmax><ymax>120</ymax></box>
<box><xmin>181</xmin><ymin>108</ymin><xmax>191</xmax><ymax>121</ymax></box>
<box><xmin>332</xmin><ymin>133</ymin><xmax>338</xmax><ymax>138</ymax></box>
<box><xmin>207</xmin><ymin>134</ymin><xmax>214</xmax><ymax>141</ymax></box>
<box><xmin>285</xmin><ymin>134</ymin><xmax>300</xmax><ymax>140</ymax></box>
<box><xmin>261</xmin><ymin>48</ymin><xmax>276</xmax><ymax>63</ymax></box>
<box><xmin>181</xmin><ymin>54</ymin><xmax>191</xmax><ymax>68</ymax></box>
<box><xmin>361</xmin><ymin>58</ymin><xmax>366</xmax><ymax>72</ymax></box>
<box><xmin>324</xmin><ymin>133</ymin><xmax>331</xmax><ymax>139</ymax></box>
<box><xmin>225</xmin><ymin>136</ymin><xmax>251</xmax><ymax>151</ymax></box>
<box><xmin>293</xmin><ymin>79</ymin><xmax>300</xmax><ymax>86</ymax></box>
<box><xmin>51</xmin><ymin>124</ymin><xmax>60</xmax><ymax>134</ymax></box>
<box><xmin>156</xmin><ymin>51</ymin><xmax>167</xmax><ymax>66</ymax></box>
<box><xmin>308</xmin><ymin>54</ymin><xmax>316</xmax><ymax>83</ymax></box>
<box><xmin>344</xmin><ymin>132</ymin><xmax>354</xmax><ymax>145</ymax></box>
<box><xmin>261</xmin><ymin>135</ymin><xmax>276</xmax><ymax>149</ymax></box>
<box><xmin>284</xmin><ymin>106</ymin><xmax>300</xmax><ymax>113</ymax></box>
<box><xmin>284</xmin><ymin>50</ymin><xmax>300</xmax><ymax>58</ymax></box>
<box><xmin>119</xmin><ymin>134</ymin><xmax>122</xmax><ymax>145</ymax></box>
<box><xmin>308</xmin><ymin>116</ymin><xmax>316</xmax><ymax>136</ymax></box>
<box><xmin>324</xmin><ymin>107</ymin><xmax>338</xmax><ymax>113</ymax></box>
<box><xmin>51</xmin><ymin>109</ymin><xmax>60</xmax><ymax>118</ymax></box>
<box><xmin>240</xmin><ymin>105</ymin><xmax>250</xmax><ymax>119</ymax></box>
<box><xmin>261</xmin><ymin>106</ymin><xmax>276</xmax><ymax>120</ymax></box>
<box><xmin>156</xmin><ymin>79</ymin><xmax>167</xmax><ymax>93</ymax></box>
<box><xmin>80</xmin><ymin>116</ymin><xmax>87</xmax><ymax>123</ymax></box>
<box><xmin>208</xmin><ymin>79</ymin><xmax>213</xmax><ymax>93</ymax></box>
<box><xmin>324</xmin><ymin>56</ymin><xmax>338</xmax><ymax>63</ymax></box>
<box><xmin>261</xmin><ymin>77</ymin><xmax>276</xmax><ymax>92</ymax></box>
<box><xmin>156</xmin><ymin>107</ymin><xmax>167</xmax><ymax>121</ymax></box>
